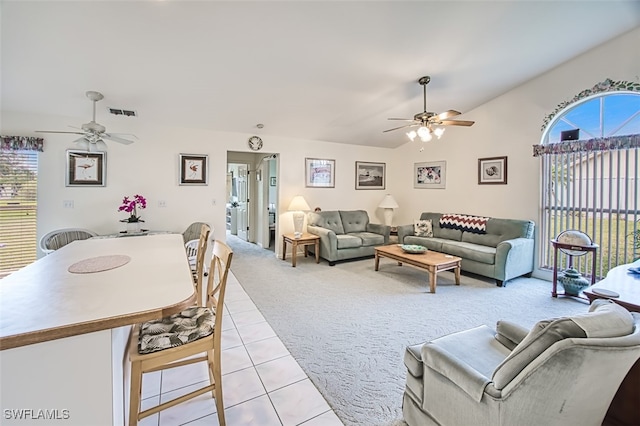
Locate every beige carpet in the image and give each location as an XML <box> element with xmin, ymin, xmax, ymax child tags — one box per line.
<box><xmin>227</xmin><ymin>236</ymin><xmax>589</xmax><ymax>426</ymax></box>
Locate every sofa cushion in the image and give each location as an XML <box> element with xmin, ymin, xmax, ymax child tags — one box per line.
<box><xmin>404</xmin><ymin>236</ymin><xmax>444</xmax><ymax>252</ymax></box>
<box><xmin>308</xmin><ymin>211</ymin><xmax>345</xmax><ymax>235</ymax></box>
<box><xmin>415</xmin><ymin>219</ymin><xmax>433</xmax><ymax>237</ymax></box>
<box><xmin>336</xmin><ymin>234</ymin><xmax>362</xmax><ymax>249</ymax></box>
<box><xmin>491</xmin><ymin>300</ymin><xmax>633</xmax><ymax>389</ymax></box>
<box><xmin>440</xmin><ymin>213</ymin><xmax>490</xmax><ymax>234</ymax></box>
<box><xmin>462</xmin><ymin>231</ymin><xmax>503</xmax><ymax>248</ymax></box>
<box><xmin>340</xmin><ymin>210</ymin><xmax>369</xmax><ymax>233</ymax></box>
<box><xmin>350</xmin><ymin>232</ymin><xmax>384</xmax><ymax>247</ymax></box>
<box><xmin>441</xmin><ymin>241</ymin><xmax>496</xmax><ymax>264</ymax></box>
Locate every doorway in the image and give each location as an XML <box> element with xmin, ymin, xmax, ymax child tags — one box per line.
<box><xmin>226</xmin><ymin>152</ymin><xmax>279</xmax><ymax>251</ymax></box>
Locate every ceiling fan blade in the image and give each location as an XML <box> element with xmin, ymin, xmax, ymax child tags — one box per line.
<box><xmin>440</xmin><ymin>120</ymin><xmax>475</xmax><ymax>127</ymax></box>
<box><xmin>432</xmin><ymin>110</ymin><xmax>461</xmax><ymax>121</ymax></box>
<box><xmin>387</xmin><ymin>118</ymin><xmax>416</xmax><ymax>121</ymax></box>
<box><xmin>383</xmin><ymin>123</ymin><xmax>419</xmax><ymax>133</ymax></box>
<box><xmin>35</xmin><ymin>130</ymin><xmax>85</xmax><ymax>135</ymax></box>
<box><xmin>102</xmin><ymin>133</ymin><xmax>135</xmax><ymax>145</ymax></box>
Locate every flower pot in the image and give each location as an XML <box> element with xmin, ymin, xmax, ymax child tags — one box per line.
<box><xmin>126</xmin><ymin>222</ymin><xmax>141</xmax><ymax>233</ymax></box>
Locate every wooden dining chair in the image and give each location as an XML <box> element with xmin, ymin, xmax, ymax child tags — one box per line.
<box><xmin>127</xmin><ymin>240</ymin><xmax>233</xmax><ymax>426</ymax></box>
<box><xmin>189</xmin><ymin>223</ymin><xmax>211</xmax><ymax>306</ymax></box>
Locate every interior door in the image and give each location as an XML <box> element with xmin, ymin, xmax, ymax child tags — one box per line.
<box><xmin>236</xmin><ymin>164</ymin><xmax>249</xmax><ymax>241</ymax></box>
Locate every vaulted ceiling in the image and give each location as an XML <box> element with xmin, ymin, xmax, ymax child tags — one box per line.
<box><xmin>2</xmin><ymin>1</ymin><xmax>639</xmax><ymax>148</ymax></box>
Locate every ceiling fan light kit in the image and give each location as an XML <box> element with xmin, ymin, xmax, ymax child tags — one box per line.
<box><xmin>384</xmin><ymin>76</ymin><xmax>474</xmax><ymax>147</ymax></box>
<box><xmin>36</xmin><ymin>91</ymin><xmax>137</xmax><ymax>151</ymax></box>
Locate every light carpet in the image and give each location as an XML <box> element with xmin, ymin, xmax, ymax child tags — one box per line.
<box><xmin>227</xmin><ymin>236</ymin><xmax>589</xmax><ymax>426</ymax></box>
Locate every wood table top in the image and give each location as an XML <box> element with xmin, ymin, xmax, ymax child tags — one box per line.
<box><xmin>376</xmin><ymin>244</ymin><xmax>461</xmax><ymax>266</ymax></box>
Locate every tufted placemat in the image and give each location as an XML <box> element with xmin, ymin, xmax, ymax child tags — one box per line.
<box><xmin>68</xmin><ymin>255</ymin><xmax>131</xmax><ymax>274</ymax></box>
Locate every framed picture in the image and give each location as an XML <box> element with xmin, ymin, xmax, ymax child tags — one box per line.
<box><xmin>305</xmin><ymin>158</ymin><xmax>335</xmax><ymax>188</ymax></box>
<box><xmin>414</xmin><ymin>161</ymin><xmax>446</xmax><ymax>189</ymax></box>
<box><xmin>270</xmin><ymin>176</ymin><xmax>276</xmax><ymax>186</ymax></box>
<box><xmin>66</xmin><ymin>150</ymin><xmax>106</xmax><ymax>187</ymax></box>
<box><xmin>179</xmin><ymin>154</ymin><xmax>208</xmax><ymax>185</ymax></box>
<box><xmin>478</xmin><ymin>156</ymin><xmax>508</xmax><ymax>185</ymax></box>
<box><xmin>355</xmin><ymin>161</ymin><xmax>385</xmax><ymax>190</ymax></box>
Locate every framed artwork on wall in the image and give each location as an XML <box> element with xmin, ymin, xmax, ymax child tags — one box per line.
<box><xmin>66</xmin><ymin>150</ymin><xmax>106</xmax><ymax>187</ymax></box>
<box><xmin>414</xmin><ymin>161</ymin><xmax>446</xmax><ymax>189</ymax></box>
<box><xmin>355</xmin><ymin>161</ymin><xmax>385</xmax><ymax>190</ymax></box>
<box><xmin>179</xmin><ymin>154</ymin><xmax>208</xmax><ymax>185</ymax></box>
<box><xmin>305</xmin><ymin>158</ymin><xmax>335</xmax><ymax>188</ymax></box>
<box><xmin>478</xmin><ymin>156</ymin><xmax>508</xmax><ymax>185</ymax></box>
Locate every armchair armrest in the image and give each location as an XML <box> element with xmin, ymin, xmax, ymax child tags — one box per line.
<box><xmin>397</xmin><ymin>224</ymin><xmax>414</xmax><ymax>244</ymax></box>
<box><xmin>421</xmin><ymin>342</ymin><xmax>492</xmax><ymax>402</ymax></box>
<box><xmin>495</xmin><ymin>320</ymin><xmax>529</xmax><ymax>350</ymax></box>
<box><xmin>495</xmin><ymin>237</ymin><xmax>535</xmax><ymax>281</ymax></box>
<box><xmin>307</xmin><ymin>225</ymin><xmax>337</xmax><ymax>261</ymax></box>
<box><xmin>367</xmin><ymin>223</ymin><xmax>390</xmax><ymax>244</ymax></box>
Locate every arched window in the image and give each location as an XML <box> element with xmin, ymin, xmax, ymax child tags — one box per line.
<box><xmin>535</xmin><ymin>79</ymin><xmax>640</xmax><ymax>279</ymax></box>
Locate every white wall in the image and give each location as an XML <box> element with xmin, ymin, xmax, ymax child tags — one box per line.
<box><xmin>2</xmin><ymin>27</ymin><xmax>638</xmax><ymax>263</ymax></box>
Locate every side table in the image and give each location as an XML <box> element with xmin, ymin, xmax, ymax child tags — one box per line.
<box><xmin>282</xmin><ymin>233</ymin><xmax>320</xmax><ymax>267</ymax></box>
<box><xmin>550</xmin><ymin>238</ymin><xmax>598</xmax><ymax>298</ymax></box>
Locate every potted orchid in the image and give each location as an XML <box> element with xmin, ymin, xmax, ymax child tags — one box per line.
<box><xmin>118</xmin><ymin>194</ymin><xmax>147</xmax><ymax>232</ymax></box>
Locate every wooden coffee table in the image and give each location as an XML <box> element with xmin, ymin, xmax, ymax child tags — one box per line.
<box><xmin>374</xmin><ymin>245</ymin><xmax>461</xmax><ymax>293</ymax></box>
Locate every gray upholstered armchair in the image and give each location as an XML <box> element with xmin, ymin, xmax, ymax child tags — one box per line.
<box><xmin>403</xmin><ymin>300</ymin><xmax>640</xmax><ymax>426</ymax></box>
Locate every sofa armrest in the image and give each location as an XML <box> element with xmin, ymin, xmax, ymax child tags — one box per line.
<box><xmin>421</xmin><ymin>342</ymin><xmax>492</xmax><ymax>402</ymax></box>
<box><xmin>307</xmin><ymin>225</ymin><xmax>338</xmax><ymax>260</ymax></box>
<box><xmin>494</xmin><ymin>237</ymin><xmax>535</xmax><ymax>281</ymax></box>
<box><xmin>495</xmin><ymin>320</ymin><xmax>529</xmax><ymax>350</ymax></box>
<box><xmin>367</xmin><ymin>223</ymin><xmax>390</xmax><ymax>244</ymax></box>
<box><xmin>397</xmin><ymin>224</ymin><xmax>414</xmax><ymax>244</ymax></box>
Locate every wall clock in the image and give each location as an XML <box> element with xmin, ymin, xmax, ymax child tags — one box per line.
<box><xmin>248</xmin><ymin>136</ymin><xmax>263</xmax><ymax>151</ymax></box>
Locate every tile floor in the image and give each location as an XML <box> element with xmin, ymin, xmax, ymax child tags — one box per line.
<box><xmin>137</xmin><ymin>272</ymin><xmax>344</xmax><ymax>426</ymax></box>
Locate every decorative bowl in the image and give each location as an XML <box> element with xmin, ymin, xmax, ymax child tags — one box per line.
<box><xmin>401</xmin><ymin>244</ymin><xmax>427</xmax><ymax>254</ymax></box>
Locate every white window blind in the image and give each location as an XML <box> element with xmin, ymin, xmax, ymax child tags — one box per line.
<box><xmin>0</xmin><ymin>150</ymin><xmax>38</xmax><ymax>277</ymax></box>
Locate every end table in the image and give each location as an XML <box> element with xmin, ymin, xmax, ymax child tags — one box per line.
<box><xmin>282</xmin><ymin>233</ymin><xmax>320</xmax><ymax>267</ymax></box>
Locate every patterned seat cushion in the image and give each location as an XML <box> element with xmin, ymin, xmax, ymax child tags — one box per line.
<box><xmin>138</xmin><ymin>307</ymin><xmax>215</xmax><ymax>354</ymax></box>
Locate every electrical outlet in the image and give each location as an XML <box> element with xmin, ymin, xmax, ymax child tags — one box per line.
<box><xmin>63</xmin><ymin>200</ymin><xmax>74</xmax><ymax>209</ymax></box>
<box><xmin>158</xmin><ymin>200</ymin><xmax>167</xmax><ymax>208</ymax></box>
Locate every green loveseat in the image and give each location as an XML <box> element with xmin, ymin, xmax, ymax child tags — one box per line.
<box><xmin>397</xmin><ymin>212</ymin><xmax>535</xmax><ymax>286</ymax></box>
<box><xmin>307</xmin><ymin>210</ymin><xmax>390</xmax><ymax>266</ymax></box>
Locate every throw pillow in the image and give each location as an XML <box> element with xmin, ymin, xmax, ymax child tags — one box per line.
<box><xmin>414</xmin><ymin>219</ymin><xmax>433</xmax><ymax>237</ymax></box>
<box><xmin>440</xmin><ymin>213</ymin><xmax>490</xmax><ymax>234</ymax></box>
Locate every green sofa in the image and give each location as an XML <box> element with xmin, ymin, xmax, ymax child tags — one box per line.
<box><xmin>307</xmin><ymin>210</ymin><xmax>390</xmax><ymax>266</ymax></box>
<box><xmin>397</xmin><ymin>212</ymin><xmax>535</xmax><ymax>286</ymax></box>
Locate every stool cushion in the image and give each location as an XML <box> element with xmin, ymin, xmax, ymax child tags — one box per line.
<box><xmin>138</xmin><ymin>307</ymin><xmax>215</xmax><ymax>354</ymax></box>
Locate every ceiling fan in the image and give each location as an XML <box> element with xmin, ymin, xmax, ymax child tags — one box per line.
<box><xmin>384</xmin><ymin>76</ymin><xmax>474</xmax><ymax>142</ymax></box>
<box><xmin>37</xmin><ymin>91</ymin><xmax>136</xmax><ymax>151</ymax></box>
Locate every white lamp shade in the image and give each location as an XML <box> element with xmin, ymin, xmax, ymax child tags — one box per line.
<box><xmin>288</xmin><ymin>195</ymin><xmax>311</xmax><ymax>212</ymax></box>
<box><xmin>378</xmin><ymin>194</ymin><xmax>399</xmax><ymax>209</ymax></box>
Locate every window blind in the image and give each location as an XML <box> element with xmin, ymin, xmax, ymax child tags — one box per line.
<box><xmin>0</xmin><ymin>150</ymin><xmax>38</xmax><ymax>277</ymax></box>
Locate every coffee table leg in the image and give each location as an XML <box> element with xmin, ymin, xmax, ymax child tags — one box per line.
<box><xmin>455</xmin><ymin>262</ymin><xmax>461</xmax><ymax>285</ymax></box>
<box><xmin>374</xmin><ymin>252</ymin><xmax>380</xmax><ymax>271</ymax></box>
<box><xmin>428</xmin><ymin>267</ymin><xmax>436</xmax><ymax>293</ymax></box>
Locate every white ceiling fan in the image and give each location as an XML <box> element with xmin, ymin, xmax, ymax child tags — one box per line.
<box><xmin>37</xmin><ymin>91</ymin><xmax>137</xmax><ymax>151</ymax></box>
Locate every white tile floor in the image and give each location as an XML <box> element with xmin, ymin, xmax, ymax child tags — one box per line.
<box><xmin>137</xmin><ymin>272</ymin><xmax>344</xmax><ymax>426</ymax></box>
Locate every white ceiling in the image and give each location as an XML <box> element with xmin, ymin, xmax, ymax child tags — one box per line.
<box><xmin>2</xmin><ymin>1</ymin><xmax>639</xmax><ymax>148</ymax></box>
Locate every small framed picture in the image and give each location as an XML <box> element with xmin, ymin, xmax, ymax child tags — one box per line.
<box><xmin>179</xmin><ymin>154</ymin><xmax>208</xmax><ymax>185</ymax></box>
<box><xmin>355</xmin><ymin>161</ymin><xmax>385</xmax><ymax>190</ymax></box>
<box><xmin>414</xmin><ymin>161</ymin><xmax>446</xmax><ymax>189</ymax></box>
<box><xmin>305</xmin><ymin>158</ymin><xmax>335</xmax><ymax>188</ymax></box>
<box><xmin>66</xmin><ymin>150</ymin><xmax>106</xmax><ymax>187</ymax></box>
<box><xmin>478</xmin><ymin>156</ymin><xmax>507</xmax><ymax>185</ymax></box>
<box><xmin>270</xmin><ymin>176</ymin><xmax>276</xmax><ymax>186</ymax></box>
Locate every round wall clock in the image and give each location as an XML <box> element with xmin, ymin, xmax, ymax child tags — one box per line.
<box><xmin>248</xmin><ymin>136</ymin><xmax>263</xmax><ymax>151</ymax></box>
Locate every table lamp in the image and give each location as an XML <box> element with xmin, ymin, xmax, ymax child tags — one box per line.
<box><xmin>288</xmin><ymin>195</ymin><xmax>311</xmax><ymax>239</ymax></box>
<box><xmin>378</xmin><ymin>194</ymin><xmax>399</xmax><ymax>227</ymax></box>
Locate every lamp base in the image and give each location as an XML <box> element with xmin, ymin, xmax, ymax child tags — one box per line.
<box><xmin>292</xmin><ymin>211</ymin><xmax>304</xmax><ymax>238</ymax></box>
<box><xmin>383</xmin><ymin>208</ymin><xmax>393</xmax><ymax>227</ymax></box>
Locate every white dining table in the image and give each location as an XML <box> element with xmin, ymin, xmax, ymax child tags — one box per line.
<box><xmin>0</xmin><ymin>233</ymin><xmax>196</xmax><ymax>426</ymax></box>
